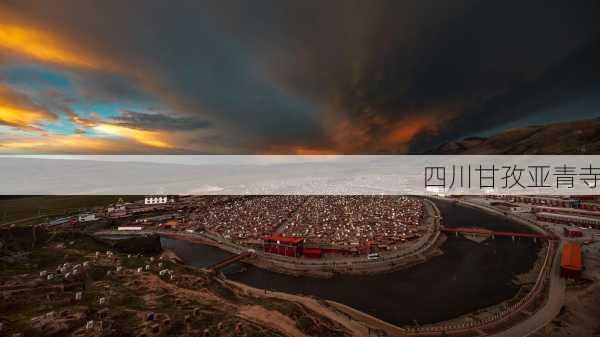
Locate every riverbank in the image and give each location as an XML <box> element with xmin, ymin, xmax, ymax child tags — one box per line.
<box><xmin>412</xmin><ymin>198</ymin><xmax>560</xmax><ymax>336</ymax></box>
<box><xmin>247</xmin><ymin>199</ymin><xmax>444</xmax><ymax>277</ymax></box>
<box><xmin>97</xmin><ymin>198</ymin><xmax>549</xmax><ymax>333</ymax></box>
<box><xmin>159</xmin><ymin>234</ymin><xmax>556</xmax><ymax>337</ymax></box>
<box><xmin>444</xmin><ymin>197</ymin><xmax>548</xmax><ymax>235</ymax></box>
<box><xmin>226</xmin><ymin>280</ymin><xmax>376</xmax><ymax>336</ymax></box>
<box><xmin>97</xmin><ymin>198</ymin><xmax>445</xmax><ymax>277</ymax></box>
<box><xmin>0</xmin><ymin>228</ymin><xmax>356</xmax><ymax>337</ymax></box>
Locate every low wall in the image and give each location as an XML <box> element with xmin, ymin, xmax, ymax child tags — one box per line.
<box><xmin>97</xmin><ymin>199</ymin><xmax>444</xmax><ymax>277</ymax></box>
<box><xmin>198</xmin><ymin>199</ymin><xmax>443</xmax><ymax>276</ymax></box>
<box><xmin>402</xmin><ymin>198</ymin><xmax>558</xmax><ymax>335</ymax></box>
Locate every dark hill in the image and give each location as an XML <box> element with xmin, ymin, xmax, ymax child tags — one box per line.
<box><xmin>426</xmin><ymin>117</ymin><xmax>600</xmax><ymax>154</ymax></box>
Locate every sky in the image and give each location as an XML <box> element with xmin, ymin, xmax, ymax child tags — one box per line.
<box><xmin>0</xmin><ymin>0</ymin><xmax>599</xmax><ymax>154</ymax></box>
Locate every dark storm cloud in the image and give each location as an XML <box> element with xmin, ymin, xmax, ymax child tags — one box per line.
<box><xmin>111</xmin><ymin>110</ymin><xmax>211</xmax><ymax>131</ymax></box>
<box><xmin>409</xmin><ymin>33</ymin><xmax>600</xmax><ymax>152</ymax></box>
<box><xmin>3</xmin><ymin>0</ymin><xmax>600</xmax><ymax>153</ymax></box>
<box><xmin>1</xmin><ymin>0</ymin><xmax>331</xmax><ymax>148</ymax></box>
<box><xmin>70</xmin><ymin>72</ymin><xmax>155</xmax><ymax>105</ymax></box>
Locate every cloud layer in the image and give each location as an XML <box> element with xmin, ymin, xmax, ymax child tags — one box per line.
<box><xmin>1</xmin><ymin>0</ymin><xmax>600</xmax><ymax>154</ymax></box>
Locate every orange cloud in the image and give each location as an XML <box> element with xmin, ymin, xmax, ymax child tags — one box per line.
<box><xmin>0</xmin><ymin>135</ymin><xmax>114</xmax><ymax>153</ymax></box>
<box><xmin>290</xmin><ymin>146</ymin><xmax>339</xmax><ymax>155</ymax></box>
<box><xmin>0</xmin><ymin>105</ymin><xmax>52</xmax><ymax>129</ymax></box>
<box><xmin>0</xmin><ymin>129</ymin><xmax>235</xmax><ymax>154</ymax></box>
<box><xmin>383</xmin><ymin>117</ymin><xmax>438</xmax><ymax>146</ymax></box>
<box><xmin>263</xmin><ymin>143</ymin><xmax>340</xmax><ymax>155</ymax></box>
<box><xmin>0</xmin><ymin>132</ymin><xmax>183</xmax><ymax>153</ymax></box>
<box><xmin>330</xmin><ymin>117</ymin><xmax>371</xmax><ymax>153</ymax></box>
<box><xmin>93</xmin><ymin>124</ymin><xmax>172</xmax><ymax>149</ymax></box>
<box><xmin>0</xmin><ymin>24</ymin><xmax>103</xmax><ymax>69</ymax></box>
<box><xmin>262</xmin><ymin>115</ymin><xmax>439</xmax><ymax>154</ymax></box>
<box><xmin>0</xmin><ymin>85</ymin><xmax>57</xmax><ymax>129</ymax></box>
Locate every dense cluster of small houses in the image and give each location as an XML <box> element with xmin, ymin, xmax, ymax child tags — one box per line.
<box><xmin>186</xmin><ymin>196</ymin><xmax>426</xmax><ymax>250</ymax></box>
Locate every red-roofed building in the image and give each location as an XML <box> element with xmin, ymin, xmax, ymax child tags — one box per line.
<box><xmin>536</xmin><ymin>212</ymin><xmax>600</xmax><ymax>229</ymax></box>
<box><xmin>303</xmin><ymin>247</ymin><xmax>322</xmax><ymax>259</ymax></box>
<box><xmin>263</xmin><ymin>235</ymin><xmax>304</xmax><ymax>257</ymax></box>
<box><xmin>563</xmin><ymin>227</ymin><xmax>583</xmax><ymax>238</ymax></box>
<box><xmin>560</xmin><ymin>243</ymin><xmax>583</xmax><ymax>278</ymax></box>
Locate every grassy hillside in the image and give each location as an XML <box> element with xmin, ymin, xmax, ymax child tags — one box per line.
<box><xmin>427</xmin><ymin>117</ymin><xmax>600</xmax><ymax>155</ymax></box>
<box><xmin>0</xmin><ymin>196</ymin><xmax>139</xmax><ymax>224</ymax></box>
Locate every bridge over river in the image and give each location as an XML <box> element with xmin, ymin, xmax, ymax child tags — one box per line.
<box><xmin>207</xmin><ymin>251</ymin><xmax>254</xmax><ymax>272</ymax></box>
<box><xmin>161</xmin><ymin>199</ymin><xmax>547</xmax><ymax>329</ymax></box>
<box><xmin>441</xmin><ymin>226</ymin><xmax>557</xmax><ymax>241</ymax></box>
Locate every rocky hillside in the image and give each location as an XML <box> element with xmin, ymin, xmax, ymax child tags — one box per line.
<box><xmin>426</xmin><ymin>117</ymin><xmax>600</xmax><ymax>155</ymax></box>
<box><xmin>0</xmin><ymin>228</ymin><xmax>353</xmax><ymax>337</ymax></box>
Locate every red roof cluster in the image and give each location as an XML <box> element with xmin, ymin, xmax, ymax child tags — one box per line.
<box><xmin>561</xmin><ymin>243</ymin><xmax>582</xmax><ymax>271</ymax></box>
<box><xmin>264</xmin><ymin>234</ymin><xmax>304</xmax><ymax>245</ymax></box>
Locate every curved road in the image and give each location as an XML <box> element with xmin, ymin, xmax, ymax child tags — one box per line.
<box><xmin>490</xmin><ymin>241</ymin><xmax>565</xmax><ymax>337</ymax></box>
<box><xmin>450</xmin><ymin>197</ymin><xmax>567</xmax><ymax>337</ymax></box>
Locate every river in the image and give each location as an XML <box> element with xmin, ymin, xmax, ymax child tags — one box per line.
<box><xmin>160</xmin><ymin>199</ymin><xmax>541</xmax><ymax>326</ymax></box>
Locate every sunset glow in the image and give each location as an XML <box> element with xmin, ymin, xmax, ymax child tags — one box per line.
<box><xmin>93</xmin><ymin>124</ymin><xmax>172</xmax><ymax>149</ymax></box>
<box><xmin>0</xmin><ymin>1</ymin><xmax>598</xmax><ymax>154</ymax></box>
<box><xmin>0</xmin><ymin>25</ymin><xmax>101</xmax><ymax>69</ymax></box>
<box><xmin>0</xmin><ymin>105</ymin><xmax>52</xmax><ymax>128</ymax></box>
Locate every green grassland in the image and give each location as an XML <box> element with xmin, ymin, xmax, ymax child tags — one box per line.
<box><xmin>0</xmin><ymin>196</ymin><xmax>139</xmax><ymax>225</ymax></box>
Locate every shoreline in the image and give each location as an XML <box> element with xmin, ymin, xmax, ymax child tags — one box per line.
<box><xmin>225</xmin><ymin>278</ymin><xmax>406</xmax><ymax>337</ymax></box>
<box><xmin>94</xmin><ymin>197</ymin><xmax>557</xmax><ymax>336</ymax></box>
<box><xmin>96</xmin><ymin>198</ymin><xmax>444</xmax><ymax>277</ymax></box>
<box><xmin>410</xmin><ymin>198</ymin><xmax>558</xmax><ymax>335</ymax></box>
<box><xmin>223</xmin><ymin>242</ymin><xmax>553</xmax><ymax>337</ymax></box>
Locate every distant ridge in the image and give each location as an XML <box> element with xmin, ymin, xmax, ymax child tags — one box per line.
<box><xmin>425</xmin><ymin>117</ymin><xmax>600</xmax><ymax>155</ymax></box>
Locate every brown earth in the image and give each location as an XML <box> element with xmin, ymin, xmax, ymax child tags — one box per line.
<box><xmin>426</xmin><ymin>117</ymin><xmax>600</xmax><ymax>155</ymax></box>
<box><xmin>0</xmin><ymin>228</ymin><xmax>352</xmax><ymax>337</ymax></box>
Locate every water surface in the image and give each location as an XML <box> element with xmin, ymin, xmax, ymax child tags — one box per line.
<box><xmin>161</xmin><ymin>200</ymin><xmax>540</xmax><ymax>325</ymax></box>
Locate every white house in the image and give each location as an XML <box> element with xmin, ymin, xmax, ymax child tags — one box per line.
<box><xmin>118</xmin><ymin>226</ymin><xmax>143</xmax><ymax>231</ymax></box>
<box><xmin>144</xmin><ymin>195</ymin><xmax>178</xmax><ymax>205</ymax></box>
<box><xmin>509</xmin><ymin>206</ymin><xmax>532</xmax><ymax>213</ymax></box>
<box><xmin>78</xmin><ymin>213</ymin><xmax>97</xmax><ymax>222</ymax></box>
